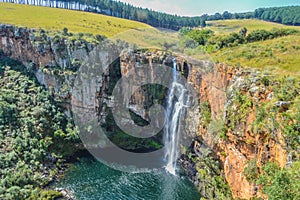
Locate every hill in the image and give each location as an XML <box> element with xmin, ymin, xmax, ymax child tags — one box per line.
<box><xmin>206</xmin><ymin>20</ymin><xmax>300</xmax><ymax>75</ymax></box>
<box><xmin>179</xmin><ymin>19</ymin><xmax>300</xmax><ymax>76</ymax></box>
<box><xmin>0</xmin><ymin>3</ymin><xmax>180</xmax><ymax>49</ymax></box>
<box><xmin>206</xmin><ymin>19</ymin><xmax>300</xmax><ymax>35</ymax></box>
<box><xmin>209</xmin><ymin>34</ymin><xmax>300</xmax><ymax>76</ymax></box>
<box><xmin>0</xmin><ymin>2</ymin><xmax>149</xmax><ymax>37</ymax></box>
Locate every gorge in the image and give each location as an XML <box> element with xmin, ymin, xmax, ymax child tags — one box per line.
<box><xmin>0</xmin><ymin>25</ymin><xmax>299</xmax><ymax>199</ymax></box>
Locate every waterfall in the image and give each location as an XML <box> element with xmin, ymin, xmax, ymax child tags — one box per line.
<box><xmin>164</xmin><ymin>58</ymin><xmax>187</xmax><ymax>175</ymax></box>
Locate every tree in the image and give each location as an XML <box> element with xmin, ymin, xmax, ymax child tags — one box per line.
<box><xmin>200</xmin><ymin>20</ymin><xmax>206</xmax><ymax>28</ymax></box>
<box><xmin>222</xmin><ymin>11</ymin><xmax>232</xmax><ymax>20</ymax></box>
<box><xmin>62</xmin><ymin>27</ymin><xmax>68</xmax><ymax>36</ymax></box>
<box><xmin>239</xmin><ymin>27</ymin><xmax>248</xmax><ymax>38</ymax></box>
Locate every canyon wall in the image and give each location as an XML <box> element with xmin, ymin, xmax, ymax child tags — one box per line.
<box><xmin>0</xmin><ymin>25</ymin><xmax>290</xmax><ymax>199</ymax></box>
<box><xmin>122</xmin><ymin>52</ymin><xmax>289</xmax><ymax>199</ymax></box>
<box><xmin>0</xmin><ymin>24</ymin><xmax>93</xmax><ymax>104</ymax></box>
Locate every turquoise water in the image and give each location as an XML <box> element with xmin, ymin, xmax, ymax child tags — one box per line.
<box><xmin>56</xmin><ymin>157</ymin><xmax>200</xmax><ymax>200</ymax></box>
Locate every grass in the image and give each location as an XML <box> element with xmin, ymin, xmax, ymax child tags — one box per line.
<box><xmin>188</xmin><ymin>19</ymin><xmax>300</xmax><ymax>76</ymax></box>
<box><xmin>209</xmin><ymin>35</ymin><xmax>300</xmax><ymax>76</ymax></box>
<box><xmin>114</xmin><ymin>28</ymin><xmax>180</xmax><ymax>49</ymax></box>
<box><xmin>0</xmin><ymin>3</ymin><xmax>179</xmax><ymax>49</ymax></box>
<box><xmin>0</xmin><ymin>2</ymin><xmax>149</xmax><ymax>37</ymax></box>
<box><xmin>206</xmin><ymin>19</ymin><xmax>300</xmax><ymax>35</ymax></box>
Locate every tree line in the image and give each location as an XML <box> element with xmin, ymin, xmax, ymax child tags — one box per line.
<box><xmin>254</xmin><ymin>6</ymin><xmax>300</xmax><ymax>26</ymax></box>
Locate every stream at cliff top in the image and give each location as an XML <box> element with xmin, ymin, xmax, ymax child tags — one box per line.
<box><xmin>55</xmin><ymin>156</ymin><xmax>200</xmax><ymax>200</ymax></box>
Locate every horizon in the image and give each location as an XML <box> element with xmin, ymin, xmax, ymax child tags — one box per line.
<box><xmin>118</xmin><ymin>0</ymin><xmax>300</xmax><ymax>16</ymax></box>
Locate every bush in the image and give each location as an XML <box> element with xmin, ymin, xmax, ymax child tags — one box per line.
<box><xmin>257</xmin><ymin>162</ymin><xmax>300</xmax><ymax>200</ymax></box>
<box><xmin>244</xmin><ymin>159</ymin><xmax>259</xmax><ymax>182</ymax></box>
<box><xmin>200</xmin><ymin>101</ymin><xmax>212</xmax><ymax>128</ymax></box>
<box><xmin>62</xmin><ymin>27</ymin><xmax>68</xmax><ymax>36</ymax></box>
<box><xmin>185</xmin><ymin>29</ymin><xmax>214</xmax><ymax>46</ymax></box>
<box><xmin>0</xmin><ymin>61</ymin><xmax>80</xmax><ymax>198</ymax></box>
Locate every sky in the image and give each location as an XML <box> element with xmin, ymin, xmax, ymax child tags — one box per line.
<box><xmin>118</xmin><ymin>0</ymin><xmax>300</xmax><ymax>16</ymax></box>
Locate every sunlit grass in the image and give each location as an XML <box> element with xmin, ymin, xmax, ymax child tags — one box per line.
<box><xmin>208</xmin><ymin>35</ymin><xmax>300</xmax><ymax>76</ymax></box>
<box><xmin>206</xmin><ymin>19</ymin><xmax>300</xmax><ymax>35</ymax></box>
<box><xmin>0</xmin><ymin>3</ymin><xmax>180</xmax><ymax>49</ymax></box>
<box><xmin>114</xmin><ymin>28</ymin><xmax>180</xmax><ymax>49</ymax></box>
<box><xmin>0</xmin><ymin>2</ymin><xmax>149</xmax><ymax>37</ymax></box>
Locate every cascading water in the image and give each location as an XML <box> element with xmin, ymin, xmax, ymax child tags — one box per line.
<box><xmin>164</xmin><ymin>58</ymin><xmax>188</xmax><ymax>175</ymax></box>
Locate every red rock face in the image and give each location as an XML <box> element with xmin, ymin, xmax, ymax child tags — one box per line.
<box><xmin>187</xmin><ymin>63</ymin><xmax>287</xmax><ymax>199</ymax></box>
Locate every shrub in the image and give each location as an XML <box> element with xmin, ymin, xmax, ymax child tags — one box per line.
<box><xmin>256</xmin><ymin>162</ymin><xmax>300</xmax><ymax>200</ymax></box>
<box><xmin>244</xmin><ymin>159</ymin><xmax>259</xmax><ymax>182</ymax></box>
<box><xmin>62</xmin><ymin>27</ymin><xmax>68</xmax><ymax>36</ymax></box>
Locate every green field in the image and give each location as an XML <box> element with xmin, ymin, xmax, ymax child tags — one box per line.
<box><xmin>209</xmin><ymin>35</ymin><xmax>300</xmax><ymax>76</ymax></box>
<box><xmin>0</xmin><ymin>3</ymin><xmax>150</xmax><ymax>37</ymax></box>
<box><xmin>0</xmin><ymin>3</ymin><xmax>179</xmax><ymax>49</ymax></box>
<box><xmin>206</xmin><ymin>19</ymin><xmax>300</xmax><ymax>35</ymax></box>
<box><xmin>193</xmin><ymin>19</ymin><xmax>300</xmax><ymax>75</ymax></box>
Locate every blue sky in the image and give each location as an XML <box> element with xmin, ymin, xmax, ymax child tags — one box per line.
<box><xmin>118</xmin><ymin>0</ymin><xmax>300</xmax><ymax>16</ymax></box>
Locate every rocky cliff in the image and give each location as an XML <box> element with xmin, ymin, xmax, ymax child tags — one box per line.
<box><xmin>119</xmin><ymin>51</ymin><xmax>295</xmax><ymax>199</ymax></box>
<box><xmin>0</xmin><ymin>24</ymin><xmax>94</xmax><ymax>105</ymax></box>
<box><xmin>0</xmin><ymin>25</ymin><xmax>297</xmax><ymax>199</ymax></box>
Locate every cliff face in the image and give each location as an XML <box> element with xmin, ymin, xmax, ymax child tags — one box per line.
<box><xmin>185</xmin><ymin>64</ymin><xmax>288</xmax><ymax>199</ymax></box>
<box><xmin>0</xmin><ymin>24</ymin><xmax>93</xmax><ymax>103</ymax></box>
<box><xmin>120</xmin><ymin>51</ymin><xmax>289</xmax><ymax>199</ymax></box>
<box><xmin>0</xmin><ymin>26</ymin><xmax>290</xmax><ymax>199</ymax></box>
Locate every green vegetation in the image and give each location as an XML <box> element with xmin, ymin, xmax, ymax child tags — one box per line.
<box><xmin>254</xmin><ymin>6</ymin><xmax>300</xmax><ymax>26</ymax></box>
<box><xmin>0</xmin><ymin>3</ymin><xmax>149</xmax><ymax>37</ymax></box>
<box><xmin>4</xmin><ymin>1</ymin><xmax>299</xmax><ymax>30</ymax></box>
<box><xmin>178</xmin><ymin>19</ymin><xmax>300</xmax><ymax>75</ymax></box>
<box><xmin>206</xmin><ymin>19</ymin><xmax>300</xmax><ymax>35</ymax></box>
<box><xmin>227</xmin><ymin>90</ymin><xmax>253</xmax><ymax>132</ymax></box>
<box><xmin>199</xmin><ymin>101</ymin><xmax>212</xmax><ymax>128</ymax></box>
<box><xmin>250</xmin><ymin>76</ymin><xmax>300</xmax><ymax>151</ymax></box>
<box><xmin>0</xmin><ymin>3</ymin><xmax>180</xmax><ymax>49</ymax></box>
<box><xmin>204</xmin><ymin>6</ymin><xmax>300</xmax><ymax>26</ymax></box>
<box><xmin>0</xmin><ymin>57</ymin><xmax>80</xmax><ymax>199</ymax></box>
<box><xmin>0</xmin><ymin>0</ymin><xmax>205</xmax><ymax>30</ymax></box>
<box><xmin>243</xmin><ymin>159</ymin><xmax>259</xmax><ymax>183</ymax></box>
<box><xmin>102</xmin><ymin>109</ymin><xmax>163</xmax><ymax>152</ymax></box>
<box><xmin>244</xmin><ymin>161</ymin><xmax>300</xmax><ymax>200</ymax></box>
<box><xmin>180</xmin><ymin>25</ymin><xmax>299</xmax><ymax>52</ymax></box>
<box><xmin>210</xmin><ymin>34</ymin><xmax>300</xmax><ymax>75</ymax></box>
<box><xmin>183</xmin><ymin>147</ymin><xmax>232</xmax><ymax>199</ymax></box>
<box><xmin>184</xmin><ymin>30</ymin><xmax>214</xmax><ymax>46</ymax></box>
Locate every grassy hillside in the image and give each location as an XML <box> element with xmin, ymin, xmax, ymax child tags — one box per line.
<box><xmin>206</xmin><ymin>20</ymin><xmax>300</xmax><ymax>75</ymax></box>
<box><xmin>209</xmin><ymin>35</ymin><xmax>300</xmax><ymax>76</ymax></box>
<box><xmin>0</xmin><ymin>3</ymin><xmax>149</xmax><ymax>37</ymax></box>
<box><xmin>184</xmin><ymin>19</ymin><xmax>300</xmax><ymax>76</ymax></box>
<box><xmin>0</xmin><ymin>3</ymin><xmax>179</xmax><ymax>49</ymax></box>
<box><xmin>206</xmin><ymin>19</ymin><xmax>300</xmax><ymax>35</ymax></box>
